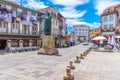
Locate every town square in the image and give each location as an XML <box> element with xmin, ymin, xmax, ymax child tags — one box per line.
<box><xmin>0</xmin><ymin>0</ymin><xmax>120</xmax><ymax>80</ymax></box>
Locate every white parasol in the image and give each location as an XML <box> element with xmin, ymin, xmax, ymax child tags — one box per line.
<box><xmin>108</xmin><ymin>36</ymin><xmax>111</xmax><ymax>44</ymax></box>
<box><xmin>111</xmin><ymin>36</ymin><xmax>115</xmax><ymax>45</ymax></box>
<box><xmin>115</xmin><ymin>36</ymin><xmax>120</xmax><ymax>38</ymax></box>
<box><xmin>92</xmin><ymin>36</ymin><xmax>107</xmax><ymax>40</ymax></box>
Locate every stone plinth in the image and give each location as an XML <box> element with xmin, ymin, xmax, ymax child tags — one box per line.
<box><xmin>38</xmin><ymin>48</ymin><xmax>58</xmax><ymax>55</ymax></box>
<box><xmin>38</xmin><ymin>35</ymin><xmax>58</xmax><ymax>55</ymax></box>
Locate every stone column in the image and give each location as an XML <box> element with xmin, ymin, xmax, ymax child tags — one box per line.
<box><xmin>7</xmin><ymin>40</ymin><xmax>11</xmax><ymax>47</ymax></box>
<box><xmin>19</xmin><ymin>40</ymin><xmax>23</xmax><ymax>47</ymax></box>
<box><xmin>29</xmin><ymin>40</ymin><xmax>33</xmax><ymax>46</ymax></box>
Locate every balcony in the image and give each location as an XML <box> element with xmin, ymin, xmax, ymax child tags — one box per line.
<box><xmin>37</xmin><ymin>15</ymin><xmax>45</xmax><ymax>21</ymax></box>
<box><xmin>0</xmin><ymin>27</ymin><xmax>7</xmax><ymax>33</ymax></box>
<box><xmin>32</xmin><ymin>31</ymin><xmax>38</xmax><ymax>35</ymax></box>
<box><xmin>101</xmin><ymin>28</ymin><xmax>115</xmax><ymax>32</ymax></box>
<box><xmin>12</xmin><ymin>29</ymin><xmax>19</xmax><ymax>34</ymax></box>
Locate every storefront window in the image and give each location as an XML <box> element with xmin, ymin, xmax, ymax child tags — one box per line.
<box><xmin>11</xmin><ymin>40</ymin><xmax>19</xmax><ymax>47</ymax></box>
<box><xmin>23</xmin><ymin>40</ymin><xmax>29</xmax><ymax>46</ymax></box>
<box><xmin>3</xmin><ymin>22</ymin><xmax>8</xmax><ymax>28</ymax></box>
<box><xmin>0</xmin><ymin>21</ymin><xmax>2</xmax><ymax>27</ymax></box>
<box><xmin>33</xmin><ymin>40</ymin><xmax>37</xmax><ymax>46</ymax></box>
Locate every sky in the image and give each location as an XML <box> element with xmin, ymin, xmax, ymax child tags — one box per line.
<box><xmin>12</xmin><ymin>0</ymin><xmax>120</xmax><ymax>34</ymax></box>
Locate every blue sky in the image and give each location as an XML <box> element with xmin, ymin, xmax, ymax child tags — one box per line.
<box><xmin>12</xmin><ymin>0</ymin><xmax>120</xmax><ymax>34</ymax></box>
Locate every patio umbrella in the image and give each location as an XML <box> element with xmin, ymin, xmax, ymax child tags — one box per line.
<box><xmin>92</xmin><ymin>36</ymin><xmax>107</xmax><ymax>40</ymax></box>
<box><xmin>115</xmin><ymin>36</ymin><xmax>120</xmax><ymax>38</ymax></box>
<box><xmin>107</xmin><ymin>36</ymin><xmax>111</xmax><ymax>44</ymax></box>
<box><xmin>111</xmin><ymin>36</ymin><xmax>115</xmax><ymax>45</ymax></box>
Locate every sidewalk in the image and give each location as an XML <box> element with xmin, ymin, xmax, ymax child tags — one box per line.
<box><xmin>73</xmin><ymin>50</ymin><xmax>120</xmax><ymax>80</ymax></box>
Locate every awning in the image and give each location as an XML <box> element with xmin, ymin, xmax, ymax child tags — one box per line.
<box><xmin>0</xmin><ymin>34</ymin><xmax>42</xmax><ymax>40</ymax></box>
<box><xmin>115</xmin><ymin>36</ymin><xmax>120</xmax><ymax>38</ymax></box>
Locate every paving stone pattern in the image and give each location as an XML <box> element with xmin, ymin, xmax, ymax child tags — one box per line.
<box><xmin>73</xmin><ymin>51</ymin><xmax>120</xmax><ymax>80</ymax></box>
<box><xmin>0</xmin><ymin>44</ymin><xmax>89</xmax><ymax>80</ymax></box>
<box><xmin>1</xmin><ymin>44</ymin><xmax>119</xmax><ymax>80</ymax></box>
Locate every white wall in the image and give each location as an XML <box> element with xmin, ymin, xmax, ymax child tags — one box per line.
<box><xmin>102</xmin><ymin>32</ymin><xmax>115</xmax><ymax>36</ymax></box>
<box><xmin>102</xmin><ymin>14</ymin><xmax>116</xmax><ymax>36</ymax></box>
<box><xmin>74</xmin><ymin>26</ymin><xmax>89</xmax><ymax>42</ymax></box>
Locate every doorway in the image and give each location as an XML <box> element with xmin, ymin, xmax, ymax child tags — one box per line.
<box><xmin>0</xmin><ymin>40</ymin><xmax>6</xmax><ymax>50</ymax></box>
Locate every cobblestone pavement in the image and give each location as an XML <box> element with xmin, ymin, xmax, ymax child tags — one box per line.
<box><xmin>73</xmin><ymin>50</ymin><xmax>120</xmax><ymax>80</ymax></box>
<box><xmin>0</xmin><ymin>44</ymin><xmax>90</xmax><ymax>80</ymax></box>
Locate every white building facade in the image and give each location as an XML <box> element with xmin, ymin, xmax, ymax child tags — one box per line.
<box><xmin>101</xmin><ymin>4</ymin><xmax>120</xmax><ymax>38</ymax></box>
<box><xmin>74</xmin><ymin>24</ymin><xmax>89</xmax><ymax>43</ymax></box>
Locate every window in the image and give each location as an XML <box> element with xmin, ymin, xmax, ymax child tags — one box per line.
<box><xmin>76</xmin><ymin>29</ymin><xmax>77</xmax><ymax>31</ymax></box>
<box><xmin>103</xmin><ymin>16</ymin><xmax>108</xmax><ymax>22</ymax></box>
<box><xmin>12</xmin><ymin>7</ymin><xmax>17</xmax><ymax>12</ymax></box>
<box><xmin>12</xmin><ymin>23</ymin><xmax>15</xmax><ymax>29</ymax></box>
<box><xmin>110</xmin><ymin>8</ymin><xmax>114</xmax><ymax>13</ymax></box>
<box><xmin>86</xmin><ymin>29</ymin><xmax>88</xmax><ymax>31</ymax></box>
<box><xmin>76</xmin><ymin>32</ymin><xmax>77</xmax><ymax>36</ymax></box>
<box><xmin>16</xmin><ymin>23</ymin><xmax>19</xmax><ymax>29</ymax></box>
<box><xmin>0</xmin><ymin>22</ymin><xmax>8</xmax><ymax>28</ymax></box>
<box><xmin>46</xmin><ymin>12</ymin><xmax>49</xmax><ymax>17</ymax></box>
<box><xmin>83</xmin><ymin>28</ymin><xmax>84</xmax><ymax>31</ymax></box>
<box><xmin>0</xmin><ymin>22</ymin><xmax>2</xmax><ymax>27</ymax></box>
<box><xmin>109</xmin><ymin>24</ymin><xmax>113</xmax><ymax>29</ymax></box>
<box><xmin>32</xmin><ymin>27</ymin><xmax>37</xmax><ymax>35</ymax></box>
<box><xmin>105</xmin><ymin>10</ymin><xmax>108</xmax><ymax>14</ymax></box>
<box><xmin>23</xmin><ymin>9</ymin><xmax>27</xmax><ymax>14</ymax></box>
<box><xmin>32</xmin><ymin>12</ymin><xmax>36</xmax><ymax>16</ymax></box>
<box><xmin>83</xmin><ymin>33</ymin><xmax>84</xmax><ymax>35</ymax></box>
<box><xmin>0</xmin><ymin>3</ymin><xmax>6</xmax><ymax>8</ymax></box>
<box><xmin>3</xmin><ymin>22</ymin><xmax>8</xmax><ymax>28</ymax></box>
<box><xmin>109</xmin><ymin>15</ymin><xmax>114</xmax><ymax>21</ymax></box>
<box><xmin>104</xmin><ymin>25</ymin><xmax>107</xmax><ymax>29</ymax></box>
<box><xmin>23</xmin><ymin>25</ymin><xmax>29</xmax><ymax>34</ymax></box>
<box><xmin>79</xmin><ymin>32</ymin><xmax>81</xmax><ymax>35</ymax></box>
<box><xmin>79</xmin><ymin>29</ymin><xmax>81</xmax><ymax>31</ymax></box>
<box><xmin>33</xmin><ymin>27</ymin><xmax>37</xmax><ymax>31</ymax></box>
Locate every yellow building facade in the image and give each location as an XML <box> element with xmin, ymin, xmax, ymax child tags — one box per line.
<box><xmin>89</xmin><ymin>28</ymin><xmax>101</xmax><ymax>39</ymax></box>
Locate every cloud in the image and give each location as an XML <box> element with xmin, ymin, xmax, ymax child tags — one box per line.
<box><xmin>66</xmin><ymin>18</ymin><xmax>100</xmax><ymax>29</ymax></box>
<box><xmin>94</xmin><ymin>0</ymin><xmax>120</xmax><ymax>15</ymax></box>
<box><xmin>25</xmin><ymin>0</ymin><xmax>48</xmax><ymax>9</ymax></box>
<box><xmin>50</xmin><ymin>0</ymin><xmax>89</xmax><ymax>7</ymax></box>
<box><xmin>12</xmin><ymin>0</ymin><xmax>48</xmax><ymax>10</ymax></box>
<box><xmin>59</xmin><ymin>7</ymin><xmax>87</xmax><ymax>18</ymax></box>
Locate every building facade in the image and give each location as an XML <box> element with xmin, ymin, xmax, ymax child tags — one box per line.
<box><xmin>74</xmin><ymin>24</ymin><xmax>89</xmax><ymax>43</ymax></box>
<box><xmin>68</xmin><ymin>31</ymin><xmax>75</xmax><ymax>42</ymax></box>
<box><xmin>0</xmin><ymin>0</ymin><xmax>42</xmax><ymax>50</ymax></box>
<box><xmin>38</xmin><ymin>7</ymin><xmax>67</xmax><ymax>47</ymax></box>
<box><xmin>89</xmin><ymin>28</ymin><xmax>101</xmax><ymax>39</ymax></box>
<box><xmin>101</xmin><ymin>4</ymin><xmax>120</xmax><ymax>38</ymax></box>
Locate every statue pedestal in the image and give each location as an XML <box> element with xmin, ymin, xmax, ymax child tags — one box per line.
<box><xmin>38</xmin><ymin>35</ymin><xmax>58</xmax><ymax>55</ymax></box>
